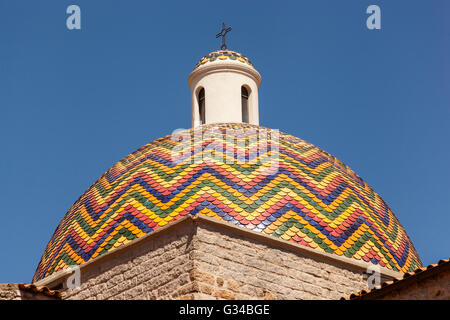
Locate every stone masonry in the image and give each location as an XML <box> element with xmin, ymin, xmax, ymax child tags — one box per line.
<box><xmin>349</xmin><ymin>260</ymin><xmax>450</xmax><ymax>300</ymax></box>
<box><xmin>36</xmin><ymin>216</ymin><xmax>399</xmax><ymax>300</ymax></box>
<box><xmin>377</xmin><ymin>270</ymin><xmax>450</xmax><ymax>300</ymax></box>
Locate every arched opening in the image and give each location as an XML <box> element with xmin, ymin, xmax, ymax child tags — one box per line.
<box><xmin>198</xmin><ymin>88</ymin><xmax>205</xmax><ymax>125</ymax></box>
<box><xmin>241</xmin><ymin>86</ymin><xmax>249</xmax><ymax>123</ymax></box>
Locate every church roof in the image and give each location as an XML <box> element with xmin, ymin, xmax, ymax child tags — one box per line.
<box><xmin>342</xmin><ymin>258</ymin><xmax>449</xmax><ymax>300</ymax></box>
<box><xmin>33</xmin><ymin>123</ymin><xmax>421</xmax><ymax>282</ymax></box>
<box><xmin>18</xmin><ymin>283</ymin><xmax>62</xmax><ymax>299</ymax></box>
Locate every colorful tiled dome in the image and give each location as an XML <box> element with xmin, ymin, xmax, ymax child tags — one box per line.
<box><xmin>194</xmin><ymin>50</ymin><xmax>254</xmax><ymax>70</ymax></box>
<box><xmin>33</xmin><ymin>123</ymin><xmax>421</xmax><ymax>282</ymax></box>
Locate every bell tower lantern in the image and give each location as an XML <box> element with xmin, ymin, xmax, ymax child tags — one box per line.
<box><xmin>188</xmin><ymin>24</ymin><xmax>261</xmax><ymax>127</ymax></box>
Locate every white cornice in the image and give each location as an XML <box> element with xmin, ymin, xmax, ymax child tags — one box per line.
<box><xmin>188</xmin><ymin>62</ymin><xmax>261</xmax><ymax>89</ymax></box>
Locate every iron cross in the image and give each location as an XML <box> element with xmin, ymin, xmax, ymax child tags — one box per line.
<box><xmin>216</xmin><ymin>22</ymin><xmax>232</xmax><ymax>50</ymax></box>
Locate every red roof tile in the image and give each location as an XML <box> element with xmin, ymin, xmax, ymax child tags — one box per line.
<box><xmin>342</xmin><ymin>258</ymin><xmax>450</xmax><ymax>300</ymax></box>
<box><xmin>18</xmin><ymin>283</ymin><xmax>62</xmax><ymax>299</ymax></box>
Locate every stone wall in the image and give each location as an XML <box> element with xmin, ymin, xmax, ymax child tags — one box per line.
<box><xmin>190</xmin><ymin>221</ymin><xmax>367</xmax><ymax>300</ymax></box>
<box><xmin>0</xmin><ymin>284</ymin><xmax>20</xmax><ymax>300</ymax></box>
<box><xmin>63</xmin><ymin>220</ymin><xmax>196</xmax><ymax>300</ymax></box>
<box><xmin>40</xmin><ymin>216</ymin><xmax>392</xmax><ymax>300</ymax></box>
<box><xmin>376</xmin><ymin>267</ymin><xmax>450</xmax><ymax>300</ymax></box>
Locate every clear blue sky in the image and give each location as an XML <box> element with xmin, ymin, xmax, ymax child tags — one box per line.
<box><xmin>0</xmin><ymin>0</ymin><xmax>448</xmax><ymax>283</ymax></box>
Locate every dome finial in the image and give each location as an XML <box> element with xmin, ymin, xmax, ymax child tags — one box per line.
<box><xmin>216</xmin><ymin>22</ymin><xmax>232</xmax><ymax>50</ymax></box>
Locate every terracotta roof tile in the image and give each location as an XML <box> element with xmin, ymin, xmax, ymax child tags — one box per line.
<box><xmin>342</xmin><ymin>258</ymin><xmax>450</xmax><ymax>300</ymax></box>
<box><xmin>18</xmin><ymin>283</ymin><xmax>62</xmax><ymax>299</ymax></box>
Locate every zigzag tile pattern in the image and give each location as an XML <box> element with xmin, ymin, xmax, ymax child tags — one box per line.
<box><xmin>33</xmin><ymin>123</ymin><xmax>421</xmax><ymax>282</ymax></box>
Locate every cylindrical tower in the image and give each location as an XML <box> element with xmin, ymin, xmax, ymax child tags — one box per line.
<box><xmin>188</xmin><ymin>50</ymin><xmax>261</xmax><ymax>127</ymax></box>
